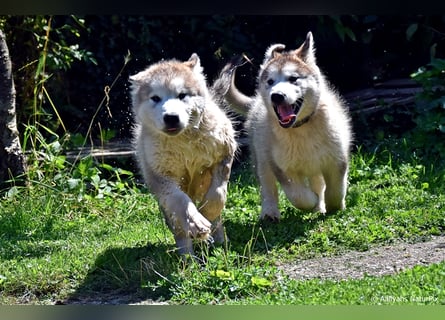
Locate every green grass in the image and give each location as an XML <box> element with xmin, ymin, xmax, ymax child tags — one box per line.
<box><xmin>0</xmin><ymin>140</ymin><xmax>444</xmax><ymax>304</ymax></box>
<box><xmin>166</xmin><ymin>259</ymin><xmax>445</xmax><ymax>305</ymax></box>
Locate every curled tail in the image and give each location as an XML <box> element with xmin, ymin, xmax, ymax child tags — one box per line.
<box><xmin>212</xmin><ymin>55</ymin><xmax>254</xmax><ymax>116</ymax></box>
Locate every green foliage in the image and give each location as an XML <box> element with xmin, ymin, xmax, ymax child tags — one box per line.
<box><xmin>17</xmin><ymin>124</ymin><xmax>136</xmax><ymax>202</ymax></box>
<box><xmin>408</xmin><ymin>58</ymin><xmax>445</xmax><ymax>157</ymax></box>
<box><xmin>0</xmin><ymin>15</ymin><xmax>97</xmax><ymax>138</ymax></box>
<box><xmin>321</xmin><ymin>15</ymin><xmax>357</xmax><ymax>42</ymax></box>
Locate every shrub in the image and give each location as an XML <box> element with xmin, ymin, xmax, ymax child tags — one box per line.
<box><xmin>408</xmin><ymin>58</ymin><xmax>445</xmax><ymax>158</ymax></box>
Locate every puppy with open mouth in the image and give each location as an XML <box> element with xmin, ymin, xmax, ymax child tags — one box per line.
<box><xmin>215</xmin><ymin>32</ymin><xmax>352</xmax><ymax>221</ymax></box>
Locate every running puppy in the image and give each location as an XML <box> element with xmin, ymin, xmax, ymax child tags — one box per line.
<box><xmin>215</xmin><ymin>32</ymin><xmax>352</xmax><ymax>221</ymax></box>
<box><xmin>130</xmin><ymin>53</ymin><xmax>237</xmax><ymax>256</ymax></box>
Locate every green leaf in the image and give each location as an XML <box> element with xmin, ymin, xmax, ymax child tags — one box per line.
<box><xmin>210</xmin><ymin>270</ymin><xmax>234</xmax><ymax>281</ymax></box>
<box><xmin>334</xmin><ymin>23</ymin><xmax>345</xmax><ymax>42</ymax></box>
<box><xmin>251</xmin><ymin>276</ymin><xmax>272</xmax><ymax>287</ymax></box>
<box><xmin>344</xmin><ymin>28</ymin><xmax>357</xmax><ymax>42</ymax></box>
<box><xmin>118</xmin><ymin>168</ymin><xmax>134</xmax><ymax>176</ymax></box>
<box><xmin>410</xmin><ymin>67</ymin><xmax>426</xmax><ymax>79</ymax></box>
<box><xmin>406</xmin><ymin>23</ymin><xmax>418</xmax><ymax>41</ymax></box>
<box><xmin>91</xmin><ymin>174</ymin><xmax>100</xmax><ymax>186</ymax></box>
<box><xmin>429</xmin><ymin>58</ymin><xmax>445</xmax><ymax>72</ymax></box>
<box><xmin>383</xmin><ymin>114</ymin><xmax>394</xmax><ymax>122</ymax></box>
<box><xmin>78</xmin><ymin>157</ymin><xmax>93</xmax><ymax>176</ymax></box>
<box><xmin>100</xmin><ymin>163</ymin><xmax>114</xmax><ymax>171</ymax></box>
<box><xmin>67</xmin><ymin>178</ymin><xmax>80</xmax><ymax>190</ymax></box>
<box><xmin>430</xmin><ymin>43</ymin><xmax>437</xmax><ymax>60</ymax></box>
<box><xmin>54</xmin><ymin>156</ymin><xmax>66</xmax><ymax>170</ymax></box>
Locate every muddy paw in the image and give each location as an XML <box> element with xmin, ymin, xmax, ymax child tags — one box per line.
<box><xmin>187</xmin><ymin>215</ymin><xmax>212</xmax><ymax>240</ymax></box>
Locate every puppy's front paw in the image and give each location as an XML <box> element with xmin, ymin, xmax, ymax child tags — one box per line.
<box><xmin>187</xmin><ymin>211</ymin><xmax>212</xmax><ymax>240</ymax></box>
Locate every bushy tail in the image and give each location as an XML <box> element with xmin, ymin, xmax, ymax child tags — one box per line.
<box><xmin>212</xmin><ymin>55</ymin><xmax>254</xmax><ymax>116</ymax></box>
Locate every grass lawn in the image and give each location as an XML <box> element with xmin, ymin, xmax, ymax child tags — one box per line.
<box><xmin>0</xmin><ymin>140</ymin><xmax>444</xmax><ymax>305</ymax></box>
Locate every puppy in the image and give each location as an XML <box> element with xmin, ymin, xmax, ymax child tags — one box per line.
<box><xmin>130</xmin><ymin>53</ymin><xmax>237</xmax><ymax>256</ymax></box>
<box><xmin>215</xmin><ymin>32</ymin><xmax>352</xmax><ymax>220</ymax></box>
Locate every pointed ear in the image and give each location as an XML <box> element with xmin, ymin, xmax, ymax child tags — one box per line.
<box><xmin>262</xmin><ymin>44</ymin><xmax>286</xmax><ymax>67</ymax></box>
<box><xmin>295</xmin><ymin>31</ymin><xmax>316</xmax><ymax>65</ymax></box>
<box><xmin>128</xmin><ymin>73</ymin><xmax>142</xmax><ymax>106</ymax></box>
<box><xmin>128</xmin><ymin>72</ymin><xmax>141</xmax><ymax>84</ymax></box>
<box><xmin>185</xmin><ymin>53</ymin><xmax>208</xmax><ymax>93</ymax></box>
<box><xmin>185</xmin><ymin>53</ymin><xmax>203</xmax><ymax>73</ymax></box>
<box><xmin>128</xmin><ymin>73</ymin><xmax>142</xmax><ymax>92</ymax></box>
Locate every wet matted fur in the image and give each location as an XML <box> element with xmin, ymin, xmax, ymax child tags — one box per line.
<box><xmin>130</xmin><ymin>53</ymin><xmax>237</xmax><ymax>257</ymax></box>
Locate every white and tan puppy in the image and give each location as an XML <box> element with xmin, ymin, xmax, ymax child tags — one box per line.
<box><xmin>216</xmin><ymin>32</ymin><xmax>352</xmax><ymax>221</ymax></box>
<box><xmin>130</xmin><ymin>54</ymin><xmax>237</xmax><ymax>257</ymax></box>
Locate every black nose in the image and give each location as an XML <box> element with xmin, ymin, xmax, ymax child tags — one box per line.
<box><xmin>163</xmin><ymin>114</ymin><xmax>180</xmax><ymax>128</ymax></box>
<box><xmin>271</xmin><ymin>93</ymin><xmax>285</xmax><ymax>104</ymax></box>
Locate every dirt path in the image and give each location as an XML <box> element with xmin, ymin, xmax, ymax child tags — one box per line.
<box><xmin>62</xmin><ymin>236</ymin><xmax>445</xmax><ymax>305</ymax></box>
<box><xmin>277</xmin><ymin>235</ymin><xmax>445</xmax><ymax>281</ymax></box>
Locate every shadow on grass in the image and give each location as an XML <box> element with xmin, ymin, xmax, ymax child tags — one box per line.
<box><xmin>63</xmin><ymin>210</ymin><xmax>327</xmax><ymax>305</ymax></box>
<box><xmin>226</xmin><ymin>158</ymin><xmax>334</xmax><ymax>256</ymax></box>
<box><xmin>65</xmin><ymin>180</ymin><xmax>332</xmax><ymax>306</ymax></box>
<box><xmin>64</xmin><ymin>242</ymin><xmax>179</xmax><ymax>305</ymax></box>
<box><xmin>224</xmin><ymin>208</ymin><xmax>331</xmax><ymax>256</ymax></box>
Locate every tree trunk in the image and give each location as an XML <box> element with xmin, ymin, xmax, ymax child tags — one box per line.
<box><xmin>0</xmin><ymin>29</ymin><xmax>27</xmax><ymax>189</ymax></box>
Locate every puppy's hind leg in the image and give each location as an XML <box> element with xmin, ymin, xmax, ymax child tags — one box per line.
<box><xmin>279</xmin><ymin>176</ymin><xmax>319</xmax><ymax>212</ymax></box>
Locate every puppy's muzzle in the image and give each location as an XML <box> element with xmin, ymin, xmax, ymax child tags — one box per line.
<box><xmin>271</xmin><ymin>92</ymin><xmax>303</xmax><ymax>128</ymax></box>
<box><xmin>271</xmin><ymin>93</ymin><xmax>286</xmax><ymax>104</ymax></box>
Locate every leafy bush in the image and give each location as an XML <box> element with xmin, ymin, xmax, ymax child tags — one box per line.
<box><xmin>18</xmin><ymin>124</ymin><xmax>136</xmax><ymax>201</ymax></box>
<box><xmin>0</xmin><ymin>15</ymin><xmax>97</xmax><ymax>138</ymax></box>
<box><xmin>408</xmin><ymin>58</ymin><xmax>445</xmax><ymax>158</ymax></box>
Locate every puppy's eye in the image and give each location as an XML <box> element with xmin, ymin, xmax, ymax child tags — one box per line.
<box><xmin>151</xmin><ymin>95</ymin><xmax>161</xmax><ymax>103</ymax></box>
<box><xmin>288</xmin><ymin>76</ymin><xmax>299</xmax><ymax>83</ymax></box>
<box><xmin>178</xmin><ymin>93</ymin><xmax>187</xmax><ymax>100</ymax></box>
<box><xmin>267</xmin><ymin>79</ymin><xmax>274</xmax><ymax>86</ymax></box>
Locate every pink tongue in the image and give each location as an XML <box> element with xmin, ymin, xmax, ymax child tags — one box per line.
<box><xmin>277</xmin><ymin>104</ymin><xmax>295</xmax><ymax>122</ymax></box>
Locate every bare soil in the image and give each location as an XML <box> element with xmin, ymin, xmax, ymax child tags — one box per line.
<box><xmin>277</xmin><ymin>235</ymin><xmax>445</xmax><ymax>281</ymax></box>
